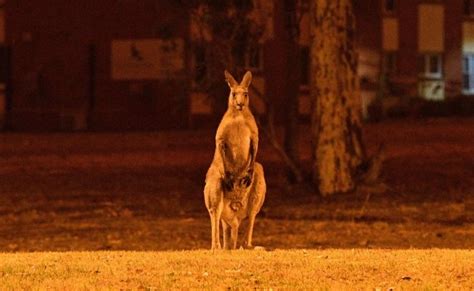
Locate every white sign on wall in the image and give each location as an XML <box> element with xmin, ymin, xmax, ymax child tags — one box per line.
<box><xmin>111</xmin><ymin>38</ymin><xmax>184</xmax><ymax>80</ymax></box>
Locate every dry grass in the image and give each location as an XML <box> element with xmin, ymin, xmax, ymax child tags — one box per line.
<box><xmin>0</xmin><ymin>249</ymin><xmax>472</xmax><ymax>290</ymax></box>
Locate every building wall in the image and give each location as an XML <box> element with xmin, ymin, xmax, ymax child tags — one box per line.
<box><xmin>444</xmin><ymin>0</ymin><xmax>463</xmax><ymax>97</ymax></box>
<box><xmin>5</xmin><ymin>0</ymin><xmax>189</xmax><ymax>130</ymax></box>
<box><xmin>3</xmin><ymin>0</ymin><xmax>469</xmax><ymax>130</ymax></box>
<box><xmin>263</xmin><ymin>0</ymin><xmax>293</xmax><ymax>123</ymax></box>
<box><xmin>394</xmin><ymin>0</ymin><xmax>419</xmax><ymax>96</ymax></box>
<box><xmin>386</xmin><ymin>0</ymin><xmax>463</xmax><ymax>99</ymax></box>
<box><xmin>264</xmin><ymin>0</ymin><xmax>383</xmax><ymax>122</ymax></box>
<box><xmin>0</xmin><ymin>0</ymin><xmax>6</xmax><ymax>129</ymax></box>
<box><xmin>355</xmin><ymin>0</ymin><xmax>382</xmax><ymax>117</ymax></box>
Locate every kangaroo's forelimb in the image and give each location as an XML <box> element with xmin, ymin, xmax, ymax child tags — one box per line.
<box><xmin>218</xmin><ymin>140</ymin><xmax>236</xmax><ymax>191</ymax></box>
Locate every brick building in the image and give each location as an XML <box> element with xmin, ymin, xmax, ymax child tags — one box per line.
<box><xmin>0</xmin><ymin>0</ymin><xmax>472</xmax><ymax>130</ymax></box>
<box><xmin>190</xmin><ymin>0</ymin><xmax>473</xmax><ymax>122</ymax></box>
<box><xmin>1</xmin><ymin>0</ymin><xmax>190</xmax><ymax>130</ymax></box>
<box><xmin>375</xmin><ymin>0</ymin><xmax>465</xmax><ymax>100</ymax></box>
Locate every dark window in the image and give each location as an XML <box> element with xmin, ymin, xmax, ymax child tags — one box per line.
<box><xmin>300</xmin><ymin>46</ymin><xmax>310</xmax><ymax>86</ymax></box>
<box><xmin>419</xmin><ymin>54</ymin><xmax>442</xmax><ymax>78</ymax></box>
<box><xmin>383</xmin><ymin>52</ymin><xmax>397</xmax><ymax>75</ymax></box>
<box><xmin>0</xmin><ymin>45</ymin><xmax>8</xmax><ymax>83</ymax></box>
<box><xmin>235</xmin><ymin>51</ymin><xmax>246</xmax><ymax>68</ymax></box>
<box><xmin>463</xmin><ymin>54</ymin><xmax>474</xmax><ymax>92</ymax></box>
<box><xmin>465</xmin><ymin>0</ymin><xmax>474</xmax><ymax>16</ymax></box>
<box><xmin>429</xmin><ymin>55</ymin><xmax>440</xmax><ymax>74</ymax></box>
<box><xmin>247</xmin><ymin>44</ymin><xmax>262</xmax><ymax>70</ymax></box>
<box><xmin>464</xmin><ymin>74</ymin><xmax>470</xmax><ymax>90</ymax></box>
<box><xmin>193</xmin><ymin>45</ymin><xmax>207</xmax><ymax>83</ymax></box>
<box><xmin>384</xmin><ymin>0</ymin><xmax>396</xmax><ymax>13</ymax></box>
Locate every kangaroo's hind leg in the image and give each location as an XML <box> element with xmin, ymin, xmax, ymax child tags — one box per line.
<box><xmin>244</xmin><ymin>213</ymin><xmax>257</xmax><ymax>249</ymax></box>
<box><xmin>244</xmin><ymin>163</ymin><xmax>266</xmax><ymax>249</ymax></box>
<box><xmin>230</xmin><ymin>221</ymin><xmax>239</xmax><ymax>250</ymax></box>
<box><xmin>204</xmin><ymin>174</ymin><xmax>224</xmax><ymax>250</ymax></box>
<box><xmin>221</xmin><ymin>219</ymin><xmax>230</xmax><ymax>250</ymax></box>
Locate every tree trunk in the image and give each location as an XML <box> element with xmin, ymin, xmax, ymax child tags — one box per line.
<box><xmin>310</xmin><ymin>0</ymin><xmax>366</xmax><ymax>196</ymax></box>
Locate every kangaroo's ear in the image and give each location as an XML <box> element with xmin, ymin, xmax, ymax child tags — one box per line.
<box><xmin>240</xmin><ymin>71</ymin><xmax>252</xmax><ymax>88</ymax></box>
<box><xmin>224</xmin><ymin>70</ymin><xmax>238</xmax><ymax>88</ymax></box>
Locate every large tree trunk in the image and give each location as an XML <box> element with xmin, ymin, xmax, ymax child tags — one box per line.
<box><xmin>310</xmin><ymin>0</ymin><xmax>366</xmax><ymax>196</ymax></box>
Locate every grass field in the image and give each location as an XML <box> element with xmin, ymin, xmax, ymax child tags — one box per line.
<box><xmin>0</xmin><ymin>118</ymin><xmax>472</xmax><ymax>289</ymax></box>
<box><xmin>0</xmin><ymin>249</ymin><xmax>472</xmax><ymax>290</ymax></box>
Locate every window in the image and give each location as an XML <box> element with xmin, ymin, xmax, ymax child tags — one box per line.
<box><xmin>419</xmin><ymin>54</ymin><xmax>442</xmax><ymax>78</ymax></box>
<box><xmin>382</xmin><ymin>52</ymin><xmax>397</xmax><ymax>75</ymax></box>
<box><xmin>463</xmin><ymin>54</ymin><xmax>474</xmax><ymax>93</ymax></box>
<box><xmin>465</xmin><ymin>0</ymin><xmax>474</xmax><ymax>16</ymax></box>
<box><xmin>192</xmin><ymin>44</ymin><xmax>207</xmax><ymax>85</ymax></box>
<box><xmin>234</xmin><ymin>43</ymin><xmax>264</xmax><ymax>71</ymax></box>
<box><xmin>300</xmin><ymin>46</ymin><xmax>310</xmax><ymax>86</ymax></box>
<box><xmin>246</xmin><ymin>44</ymin><xmax>263</xmax><ymax>71</ymax></box>
<box><xmin>0</xmin><ymin>45</ymin><xmax>8</xmax><ymax>83</ymax></box>
<box><xmin>384</xmin><ymin>0</ymin><xmax>396</xmax><ymax>14</ymax></box>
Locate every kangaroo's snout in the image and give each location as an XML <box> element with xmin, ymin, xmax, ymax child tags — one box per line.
<box><xmin>230</xmin><ymin>90</ymin><xmax>248</xmax><ymax>111</ymax></box>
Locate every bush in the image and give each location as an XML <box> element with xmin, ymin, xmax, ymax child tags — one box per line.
<box><xmin>414</xmin><ymin>96</ymin><xmax>474</xmax><ymax>117</ymax></box>
<box><xmin>367</xmin><ymin>95</ymin><xmax>474</xmax><ymax>121</ymax></box>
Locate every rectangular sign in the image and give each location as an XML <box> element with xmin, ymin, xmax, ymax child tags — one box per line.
<box><xmin>111</xmin><ymin>38</ymin><xmax>184</xmax><ymax>80</ymax></box>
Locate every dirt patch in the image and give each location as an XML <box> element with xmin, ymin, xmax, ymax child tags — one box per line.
<box><xmin>0</xmin><ymin>118</ymin><xmax>473</xmax><ymax>251</ymax></box>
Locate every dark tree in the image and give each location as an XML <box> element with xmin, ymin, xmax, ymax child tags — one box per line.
<box><xmin>310</xmin><ymin>0</ymin><xmax>367</xmax><ymax>196</ymax></box>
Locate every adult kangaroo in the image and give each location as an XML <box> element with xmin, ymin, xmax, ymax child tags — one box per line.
<box><xmin>204</xmin><ymin>70</ymin><xmax>266</xmax><ymax>250</ymax></box>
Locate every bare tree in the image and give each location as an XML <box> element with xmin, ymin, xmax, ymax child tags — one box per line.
<box><xmin>190</xmin><ymin>0</ymin><xmax>305</xmax><ymax>182</ymax></box>
<box><xmin>189</xmin><ymin>0</ymin><xmax>265</xmax><ymax>114</ymax></box>
<box><xmin>282</xmin><ymin>0</ymin><xmax>303</xmax><ymax>183</ymax></box>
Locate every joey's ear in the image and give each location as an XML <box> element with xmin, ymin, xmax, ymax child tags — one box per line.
<box><xmin>240</xmin><ymin>71</ymin><xmax>252</xmax><ymax>88</ymax></box>
<box><xmin>224</xmin><ymin>70</ymin><xmax>238</xmax><ymax>88</ymax></box>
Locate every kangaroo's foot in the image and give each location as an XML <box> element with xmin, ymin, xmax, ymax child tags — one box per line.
<box><xmin>241</xmin><ymin>243</ymin><xmax>266</xmax><ymax>251</ymax></box>
<box><xmin>211</xmin><ymin>243</ymin><xmax>222</xmax><ymax>251</ymax></box>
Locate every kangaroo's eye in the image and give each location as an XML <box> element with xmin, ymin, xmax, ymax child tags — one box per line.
<box><xmin>232</xmin><ymin>93</ymin><xmax>236</xmax><ymax>98</ymax></box>
<box><xmin>244</xmin><ymin>93</ymin><xmax>248</xmax><ymax>98</ymax></box>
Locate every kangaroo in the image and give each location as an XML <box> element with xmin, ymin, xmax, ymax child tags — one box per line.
<box><xmin>204</xmin><ymin>70</ymin><xmax>266</xmax><ymax>250</ymax></box>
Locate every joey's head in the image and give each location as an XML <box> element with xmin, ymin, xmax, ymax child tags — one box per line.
<box><xmin>224</xmin><ymin>70</ymin><xmax>252</xmax><ymax>112</ymax></box>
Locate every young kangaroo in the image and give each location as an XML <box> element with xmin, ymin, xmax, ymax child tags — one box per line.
<box><xmin>204</xmin><ymin>70</ymin><xmax>266</xmax><ymax>250</ymax></box>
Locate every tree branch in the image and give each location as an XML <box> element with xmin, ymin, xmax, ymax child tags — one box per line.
<box><xmin>249</xmin><ymin>84</ymin><xmax>305</xmax><ymax>183</ymax></box>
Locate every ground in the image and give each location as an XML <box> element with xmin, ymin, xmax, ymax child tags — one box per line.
<box><xmin>0</xmin><ymin>118</ymin><xmax>473</xmax><ymax>251</ymax></box>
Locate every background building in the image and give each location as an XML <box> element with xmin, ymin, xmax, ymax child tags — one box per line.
<box><xmin>0</xmin><ymin>0</ymin><xmax>471</xmax><ymax>130</ymax></box>
<box><xmin>3</xmin><ymin>0</ymin><xmax>189</xmax><ymax>130</ymax></box>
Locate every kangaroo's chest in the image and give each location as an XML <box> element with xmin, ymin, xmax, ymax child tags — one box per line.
<box><xmin>220</xmin><ymin>117</ymin><xmax>252</xmax><ymax>164</ymax></box>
